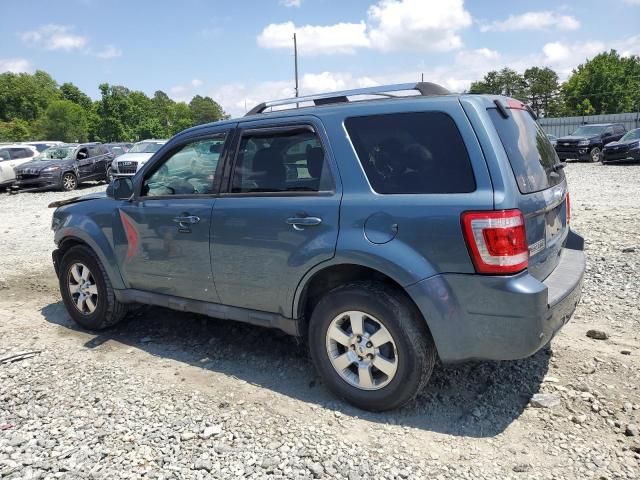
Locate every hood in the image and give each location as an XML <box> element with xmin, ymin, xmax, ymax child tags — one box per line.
<box><xmin>557</xmin><ymin>135</ymin><xmax>600</xmax><ymax>142</ymax></box>
<box><xmin>604</xmin><ymin>138</ymin><xmax>639</xmax><ymax>148</ymax></box>
<box><xmin>17</xmin><ymin>158</ymin><xmax>72</xmax><ymax>171</ymax></box>
<box><xmin>115</xmin><ymin>152</ymin><xmax>154</xmax><ymax>163</ymax></box>
<box><xmin>48</xmin><ymin>191</ymin><xmax>106</xmax><ymax>209</ymax></box>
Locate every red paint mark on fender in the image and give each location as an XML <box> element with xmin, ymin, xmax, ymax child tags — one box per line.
<box><xmin>119</xmin><ymin>210</ymin><xmax>139</xmax><ymax>259</ymax></box>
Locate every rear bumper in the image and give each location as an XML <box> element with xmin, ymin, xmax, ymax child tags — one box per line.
<box><xmin>408</xmin><ymin>230</ymin><xmax>586</xmax><ymax>362</ymax></box>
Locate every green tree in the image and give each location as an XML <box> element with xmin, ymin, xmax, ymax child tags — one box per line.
<box><xmin>60</xmin><ymin>82</ymin><xmax>93</xmax><ymax>111</ymax></box>
<box><xmin>37</xmin><ymin>99</ymin><xmax>88</xmax><ymax>142</ymax></box>
<box><xmin>95</xmin><ymin>83</ymin><xmax>134</xmax><ymax>141</ymax></box>
<box><xmin>151</xmin><ymin>90</ymin><xmax>175</xmax><ymax>137</ymax></box>
<box><xmin>171</xmin><ymin>102</ymin><xmax>194</xmax><ymax>135</ymax></box>
<box><xmin>189</xmin><ymin>95</ymin><xmax>226</xmax><ymax>125</ymax></box>
<box><xmin>523</xmin><ymin>67</ymin><xmax>560</xmax><ymax>116</ymax></box>
<box><xmin>562</xmin><ymin>50</ymin><xmax>640</xmax><ymax>114</ymax></box>
<box><xmin>469</xmin><ymin>68</ymin><xmax>528</xmax><ymax>100</ymax></box>
<box><xmin>0</xmin><ymin>119</ymin><xmax>32</xmax><ymax>141</ymax></box>
<box><xmin>0</xmin><ymin>70</ymin><xmax>59</xmax><ymax>122</ymax></box>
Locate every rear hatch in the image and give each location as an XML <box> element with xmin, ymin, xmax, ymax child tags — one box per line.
<box><xmin>488</xmin><ymin>100</ymin><xmax>569</xmax><ymax>281</ymax></box>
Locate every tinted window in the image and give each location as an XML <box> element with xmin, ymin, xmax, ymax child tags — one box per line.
<box><xmin>0</xmin><ymin>149</ymin><xmax>10</xmax><ymax>161</ymax></box>
<box><xmin>488</xmin><ymin>108</ymin><xmax>565</xmax><ymax>194</ymax></box>
<box><xmin>142</xmin><ymin>135</ymin><xmax>226</xmax><ymax>196</ymax></box>
<box><xmin>615</xmin><ymin>125</ymin><xmax>625</xmax><ymax>134</ymax></box>
<box><xmin>9</xmin><ymin>148</ymin><xmax>28</xmax><ymax>159</ymax></box>
<box><xmin>345</xmin><ymin>112</ymin><xmax>475</xmax><ymax>194</ymax></box>
<box><xmin>232</xmin><ymin>128</ymin><xmax>332</xmax><ymax>193</ymax></box>
<box><xmin>88</xmin><ymin>146</ymin><xmax>101</xmax><ymax>157</ymax></box>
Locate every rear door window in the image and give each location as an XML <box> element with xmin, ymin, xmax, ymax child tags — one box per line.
<box><xmin>488</xmin><ymin>108</ymin><xmax>564</xmax><ymax>194</ymax></box>
<box><xmin>345</xmin><ymin>112</ymin><xmax>475</xmax><ymax>194</ymax></box>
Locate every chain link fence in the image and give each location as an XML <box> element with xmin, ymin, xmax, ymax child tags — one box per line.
<box><xmin>539</xmin><ymin>112</ymin><xmax>640</xmax><ymax>136</ymax></box>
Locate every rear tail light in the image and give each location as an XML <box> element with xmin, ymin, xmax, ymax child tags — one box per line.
<box><xmin>461</xmin><ymin>209</ymin><xmax>528</xmax><ymax>274</ymax></box>
<box><xmin>566</xmin><ymin>192</ymin><xmax>571</xmax><ymax>225</ymax></box>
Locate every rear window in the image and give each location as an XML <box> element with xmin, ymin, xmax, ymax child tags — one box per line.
<box><xmin>488</xmin><ymin>108</ymin><xmax>565</xmax><ymax>194</ymax></box>
<box><xmin>345</xmin><ymin>112</ymin><xmax>476</xmax><ymax>194</ymax></box>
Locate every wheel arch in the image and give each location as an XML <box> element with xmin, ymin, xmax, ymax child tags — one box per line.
<box><xmin>294</xmin><ymin>262</ymin><xmax>436</xmax><ymax>343</ymax></box>
<box><xmin>55</xmin><ymin>230</ymin><xmax>125</xmax><ymax>290</ymax></box>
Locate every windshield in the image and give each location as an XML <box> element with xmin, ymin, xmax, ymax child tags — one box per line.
<box><xmin>620</xmin><ymin>129</ymin><xmax>640</xmax><ymax>142</ymax></box>
<box><xmin>36</xmin><ymin>146</ymin><xmax>75</xmax><ymax>161</ymax></box>
<box><xmin>129</xmin><ymin>142</ymin><xmax>165</xmax><ymax>153</ymax></box>
<box><xmin>571</xmin><ymin>125</ymin><xmax>606</xmax><ymax>136</ymax></box>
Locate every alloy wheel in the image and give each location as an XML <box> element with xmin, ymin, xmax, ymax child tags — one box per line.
<box><xmin>62</xmin><ymin>173</ymin><xmax>77</xmax><ymax>191</ymax></box>
<box><xmin>591</xmin><ymin>147</ymin><xmax>601</xmax><ymax>162</ymax></box>
<box><xmin>325</xmin><ymin>310</ymin><xmax>398</xmax><ymax>390</ymax></box>
<box><xmin>67</xmin><ymin>262</ymin><xmax>98</xmax><ymax>315</ymax></box>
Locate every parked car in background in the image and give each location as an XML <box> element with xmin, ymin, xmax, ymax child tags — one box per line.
<box><xmin>546</xmin><ymin>133</ymin><xmax>558</xmax><ymax>147</ymax></box>
<box><xmin>14</xmin><ymin>143</ymin><xmax>111</xmax><ymax>192</ymax></box>
<box><xmin>0</xmin><ymin>144</ymin><xmax>39</xmax><ymax>189</ymax></box>
<box><xmin>105</xmin><ymin>143</ymin><xmax>133</xmax><ymax>158</ymax></box>
<box><xmin>109</xmin><ymin>139</ymin><xmax>167</xmax><ymax>179</ymax></box>
<box><xmin>602</xmin><ymin>128</ymin><xmax>640</xmax><ymax>164</ymax></box>
<box><xmin>554</xmin><ymin>123</ymin><xmax>626</xmax><ymax>162</ymax></box>
<box><xmin>50</xmin><ymin>83</ymin><xmax>585</xmax><ymax>411</ymax></box>
<box><xmin>22</xmin><ymin>141</ymin><xmax>64</xmax><ymax>153</ymax></box>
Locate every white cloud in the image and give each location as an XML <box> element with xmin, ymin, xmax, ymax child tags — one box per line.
<box><xmin>191</xmin><ymin>78</ymin><xmax>204</xmax><ymax>87</ymax></box>
<box><xmin>0</xmin><ymin>58</ymin><xmax>32</xmax><ymax>73</ymax></box>
<box><xmin>95</xmin><ymin>45</ymin><xmax>122</xmax><ymax>59</ymax></box>
<box><xmin>258</xmin><ymin>21</ymin><xmax>369</xmax><ymax>55</ymax></box>
<box><xmin>258</xmin><ymin>0</ymin><xmax>472</xmax><ymax>55</ymax></box>
<box><xmin>480</xmin><ymin>11</ymin><xmax>580</xmax><ymax>32</ymax></box>
<box><xmin>280</xmin><ymin>0</ymin><xmax>302</xmax><ymax>6</ymax></box>
<box><xmin>623</xmin><ymin>0</ymin><xmax>640</xmax><ymax>4</ymax></box>
<box><xmin>20</xmin><ymin>24</ymin><xmax>88</xmax><ymax>51</ymax></box>
<box><xmin>367</xmin><ymin>0</ymin><xmax>472</xmax><ymax>52</ymax></box>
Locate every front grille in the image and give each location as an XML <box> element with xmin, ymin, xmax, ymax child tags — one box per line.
<box><xmin>118</xmin><ymin>161</ymin><xmax>137</xmax><ymax>175</ymax></box>
<box><xmin>16</xmin><ymin>173</ymin><xmax>39</xmax><ymax>180</ymax></box>
<box><xmin>18</xmin><ymin>168</ymin><xmax>41</xmax><ymax>175</ymax></box>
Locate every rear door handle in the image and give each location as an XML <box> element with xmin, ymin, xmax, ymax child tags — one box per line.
<box><xmin>286</xmin><ymin>216</ymin><xmax>322</xmax><ymax>231</ymax></box>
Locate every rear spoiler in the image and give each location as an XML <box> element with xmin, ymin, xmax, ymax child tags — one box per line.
<box><xmin>493</xmin><ymin>99</ymin><xmax>538</xmax><ymax>121</ymax></box>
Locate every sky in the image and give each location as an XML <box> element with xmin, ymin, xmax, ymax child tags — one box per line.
<box><xmin>2</xmin><ymin>0</ymin><xmax>639</xmax><ymax>117</ymax></box>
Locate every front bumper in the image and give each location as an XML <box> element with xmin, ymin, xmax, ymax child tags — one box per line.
<box><xmin>407</xmin><ymin>230</ymin><xmax>586</xmax><ymax>363</ymax></box>
<box><xmin>14</xmin><ymin>172</ymin><xmax>61</xmax><ymax>191</ymax></box>
<box><xmin>603</xmin><ymin>148</ymin><xmax>640</xmax><ymax>163</ymax></box>
<box><xmin>556</xmin><ymin>147</ymin><xmax>592</xmax><ymax>161</ymax></box>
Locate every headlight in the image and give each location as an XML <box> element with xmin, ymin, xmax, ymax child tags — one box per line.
<box><xmin>578</xmin><ymin>140</ymin><xmax>590</xmax><ymax>146</ymax></box>
<box><xmin>630</xmin><ymin>141</ymin><xmax>640</xmax><ymax>149</ymax></box>
<box><xmin>41</xmin><ymin>166</ymin><xmax>61</xmax><ymax>173</ymax></box>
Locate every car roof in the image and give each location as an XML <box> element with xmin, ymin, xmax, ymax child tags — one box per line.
<box><xmin>0</xmin><ymin>144</ymin><xmax>37</xmax><ymax>149</ymax></box>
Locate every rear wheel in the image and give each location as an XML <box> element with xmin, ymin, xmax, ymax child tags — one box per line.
<box><xmin>59</xmin><ymin>245</ymin><xmax>127</xmax><ymax>330</ymax></box>
<box><xmin>589</xmin><ymin>147</ymin><xmax>601</xmax><ymax>163</ymax></box>
<box><xmin>61</xmin><ymin>172</ymin><xmax>77</xmax><ymax>191</ymax></box>
<box><xmin>308</xmin><ymin>282</ymin><xmax>436</xmax><ymax>411</ymax></box>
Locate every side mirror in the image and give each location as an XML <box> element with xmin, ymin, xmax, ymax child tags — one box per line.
<box><xmin>106</xmin><ymin>177</ymin><xmax>134</xmax><ymax>200</ymax></box>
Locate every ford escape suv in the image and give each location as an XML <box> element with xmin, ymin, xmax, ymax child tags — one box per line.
<box><xmin>50</xmin><ymin>83</ymin><xmax>585</xmax><ymax>411</ymax></box>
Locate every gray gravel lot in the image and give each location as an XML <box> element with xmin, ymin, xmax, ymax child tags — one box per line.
<box><xmin>0</xmin><ymin>163</ymin><xmax>639</xmax><ymax>479</ymax></box>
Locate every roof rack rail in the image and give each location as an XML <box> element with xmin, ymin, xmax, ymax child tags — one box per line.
<box><xmin>245</xmin><ymin>82</ymin><xmax>450</xmax><ymax>116</ymax></box>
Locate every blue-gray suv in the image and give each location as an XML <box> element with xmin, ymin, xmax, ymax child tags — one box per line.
<box><xmin>50</xmin><ymin>83</ymin><xmax>585</xmax><ymax>411</ymax></box>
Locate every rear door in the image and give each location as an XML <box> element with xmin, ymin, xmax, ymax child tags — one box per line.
<box><xmin>487</xmin><ymin>102</ymin><xmax>569</xmax><ymax>281</ymax></box>
<box><xmin>211</xmin><ymin>118</ymin><xmax>341</xmax><ymax>316</ymax></box>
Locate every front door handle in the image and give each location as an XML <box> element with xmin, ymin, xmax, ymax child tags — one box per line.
<box><xmin>173</xmin><ymin>215</ymin><xmax>200</xmax><ymax>232</ymax></box>
<box><xmin>286</xmin><ymin>216</ymin><xmax>322</xmax><ymax>231</ymax></box>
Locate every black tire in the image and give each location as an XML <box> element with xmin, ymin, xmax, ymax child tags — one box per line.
<box><xmin>589</xmin><ymin>146</ymin><xmax>602</xmax><ymax>163</ymax></box>
<box><xmin>58</xmin><ymin>245</ymin><xmax>128</xmax><ymax>330</ymax></box>
<box><xmin>61</xmin><ymin>172</ymin><xmax>78</xmax><ymax>191</ymax></box>
<box><xmin>308</xmin><ymin>282</ymin><xmax>437</xmax><ymax>411</ymax></box>
<box><xmin>106</xmin><ymin>167</ymin><xmax>113</xmax><ymax>184</ymax></box>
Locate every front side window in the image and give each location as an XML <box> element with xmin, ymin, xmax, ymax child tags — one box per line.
<box><xmin>0</xmin><ymin>149</ymin><xmax>10</xmax><ymax>161</ymax></box>
<box><xmin>345</xmin><ymin>112</ymin><xmax>476</xmax><ymax>194</ymax></box>
<box><xmin>231</xmin><ymin>127</ymin><xmax>331</xmax><ymax>193</ymax></box>
<box><xmin>142</xmin><ymin>135</ymin><xmax>226</xmax><ymax>196</ymax></box>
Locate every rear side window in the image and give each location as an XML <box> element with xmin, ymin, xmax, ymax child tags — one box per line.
<box><xmin>345</xmin><ymin>112</ymin><xmax>475</xmax><ymax>194</ymax></box>
<box><xmin>231</xmin><ymin>127</ymin><xmax>332</xmax><ymax>194</ymax></box>
<box><xmin>488</xmin><ymin>108</ymin><xmax>565</xmax><ymax>194</ymax></box>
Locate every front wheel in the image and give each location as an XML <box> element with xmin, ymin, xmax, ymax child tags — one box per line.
<box><xmin>589</xmin><ymin>147</ymin><xmax>602</xmax><ymax>163</ymax></box>
<box><xmin>106</xmin><ymin>167</ymin><xmax>113</xmax><ymax>183</ymax></box>
<box><xmin>61</xmin><ymin>172</ymin><xmax>78</xmax><ymax>191</ymax></box>
<box><xmin>58</xmin><ymin>245</ymin><xmax>128</xmax><ymax>330</ymax></box>
<box><xmin>308</xmin><ymin>282</ymin><xmax>437</xmax><ymax>411</ymax></box>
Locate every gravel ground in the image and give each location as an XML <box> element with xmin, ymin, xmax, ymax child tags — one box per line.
<box><xmin>0</xmin><ymin>163</ymin><xmax>639</xmax><ymax>479</ymax></box>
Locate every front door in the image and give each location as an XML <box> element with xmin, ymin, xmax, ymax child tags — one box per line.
<box><xmin>76</xmin><ymin>146</ymin><xmax>94</xmax><ymax>180</ymax></box>
<box><xmin>212</xmin><ymin>120</ymin><xmax>341</xmax><ymax>316</ymax></box>
<box><xmin>114</xmin><ymin>131</ymin><xmax>230</xmax><ymax>302</ymax></box>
